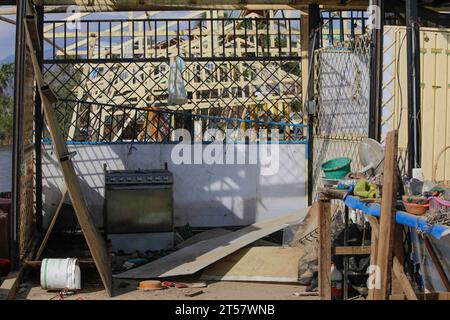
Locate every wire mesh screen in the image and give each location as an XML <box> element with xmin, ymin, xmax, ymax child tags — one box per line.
<box><xmin>312</xmin><ymin>35</ymin><xmax>371</xmax><ymax>198</ymax></box>
<box><xmin>42</xmin><ymin>15</ymin><xmax>306</xmax><ymax>144</ymax></box>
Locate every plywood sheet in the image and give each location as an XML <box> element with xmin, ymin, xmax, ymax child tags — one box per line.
<box><xmin>200</xmin><ymin>247</ymin><xmax>303</xmax><ymax>283</ymax></box>
<box><xmin>114</xmin><ymin>208</ymin><xmax>308</xmax><ymax>279</ymax></box>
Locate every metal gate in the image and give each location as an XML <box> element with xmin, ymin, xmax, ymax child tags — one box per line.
<box><xmin>312</xmin><ymin>35</ymin><xmax>372</xmax><ymax>197</ymax></box>
<box><xmin>42</xmin><ymin>13</ymin><xmax>306</xmax><ymax>144</ymax></box>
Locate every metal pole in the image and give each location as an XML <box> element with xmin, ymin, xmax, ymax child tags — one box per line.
<box><xmin>11</xmin><ymin>0</ymin><xmax>27</xmax><ymax>269</ymax></box>
<box><xmin>406</xmin><ymin>0</ymin><xmax>421</xmax><ymax>173</ymax></box>
<box><xmin>368</xmin><ymin>0</ymin><xmax>384</xmax><ymax>141</ymax></box>
<box><xmin>35</xmin><ymin>4</ymin><xmax>44</xmax><ymax>235</ymax></box>
<box><xmin>307</xmin><ymin>4</ymin><xmax>320</xmax><ymax>206</ymax></box>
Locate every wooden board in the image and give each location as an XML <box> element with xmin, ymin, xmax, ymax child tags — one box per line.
<box><xmin>200</xmin><ymin>247</ymin><xmax>304</xmax><ymax>283</ymax></box>
<box><xmin>332</xmin><ymin>246</ymin><xmax>371</xmax><ymax>256</ymax></box>
<box><xmin>24</xmin><ymin>22</ymin><xmax>112</xmax><ymax>296</ymax></box>
<box><xmin>115</xmin><ymin>208</ymin><xmax>308</xmax><ymax>279</ymax></box>
<box><xmin>374</xmin><ymin>130</ymin><xmax>398</xmax><ymax>300</ymax></box>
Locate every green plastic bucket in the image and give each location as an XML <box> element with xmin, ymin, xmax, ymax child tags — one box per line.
<box><xmin>321</xmin><ymin>157</ymin><xmax>352</xmax><ymax>179</ymax></box>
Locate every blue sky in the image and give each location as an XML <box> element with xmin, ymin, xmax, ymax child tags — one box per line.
<box><xmin>0</xmin><ymin>5</ymin><xmax>16</xmax><ymax>62</ymax></box>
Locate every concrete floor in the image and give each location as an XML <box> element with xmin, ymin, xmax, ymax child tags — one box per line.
<box><xmin>16</xmin><ymin>271</ymin><xmax>316</xmax><ymax>300</ymax></box>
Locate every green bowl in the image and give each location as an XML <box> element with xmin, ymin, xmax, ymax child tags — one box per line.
<box><xmin>321</xmin><ymin>157</ymin><xmax>352</xmax><ymax>180</ymax></box>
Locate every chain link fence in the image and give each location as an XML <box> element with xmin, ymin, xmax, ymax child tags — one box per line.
<box><xmin>312</xmin><ymin>35</ymin><xmax>372</xmax><ymax>198</ymax></box>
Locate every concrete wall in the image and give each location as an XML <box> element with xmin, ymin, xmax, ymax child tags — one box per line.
<box><xmin>42</xmin><ymin>143</ymin><xmax>307</xmax><ymax>229</ymax></box>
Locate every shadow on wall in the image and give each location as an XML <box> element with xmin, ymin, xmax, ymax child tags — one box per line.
<box><xmin>42</xmin><ymin>143</ymin><xmax>307</xmax><ymax>230</ymax></box>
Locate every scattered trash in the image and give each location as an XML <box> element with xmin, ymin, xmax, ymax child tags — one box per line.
<box><xmin>138</xmin><ymin>280</ymin><xmax>163</xmax><ymax>291</ymax></box>
<box><xmin>161</xmin><ymin>281</ymin><xmax>189</xmax><ymax>288</ymax></box>
<box><xmin>293</xmin><ymin>291</ymin><xmax>318</xmax><ymax>297</ymax></box>
<box><xmin>191</xmin><ymin>282</ymin><xmax>208</xmax><ymax>288</ymax></box>
<box><xmin>185</xmin><ymin>290</ymin><xmax>204</xmax><ymax>297</ymax></box>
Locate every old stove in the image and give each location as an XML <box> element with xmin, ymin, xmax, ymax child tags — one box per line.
<box><xmin>104</xmin><ymin>169</ymin><xmax>174</xmax><ymax>252</ymax></box>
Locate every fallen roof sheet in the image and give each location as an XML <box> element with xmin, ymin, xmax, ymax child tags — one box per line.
<box><xmin>114</xmin><ymin>208</ymin><xmax>308</xmax><ymax>279</ymax></box>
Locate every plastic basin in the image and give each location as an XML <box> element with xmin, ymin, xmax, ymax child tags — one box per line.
<box><xmin>321</xmin><ymin>157</ymin><xmax>352</xmax><ymax>179</ymax></box>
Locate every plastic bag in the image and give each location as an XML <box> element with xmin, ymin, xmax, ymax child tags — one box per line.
<box><xmin>167</xmin><ymin>56</ymin><xmax>187</xmax><ymax>105</ymax></box>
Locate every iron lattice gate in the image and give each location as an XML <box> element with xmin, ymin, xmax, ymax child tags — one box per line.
<box><xmin>42</xmin><ymin>14</ymin><xmax>306</xmax><ymax>144</ymax></box>
<box><xmin>312</xmin><ymin>35</ymin><xmax>372</xmax><ymax>198</ymax></box>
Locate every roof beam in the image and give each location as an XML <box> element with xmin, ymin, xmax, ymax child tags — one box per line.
<box><xmin>34</xmin><ymin>0</ymin><xmax>371</xmax><ymax>11</ymax></box>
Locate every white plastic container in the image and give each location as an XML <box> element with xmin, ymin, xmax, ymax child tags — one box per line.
<box><xmin>40</xmin><ymin>258</ymin><xmax>81</xmax><ymax>291</ymax></box>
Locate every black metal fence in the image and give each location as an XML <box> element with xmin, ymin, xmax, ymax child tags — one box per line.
<box><xmin>42</xmin><ymin>16</ymin><xmax>306</xmax><ymax>143</ymax></box>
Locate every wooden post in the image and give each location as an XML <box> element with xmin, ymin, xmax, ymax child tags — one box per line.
<box><xmin>374</xmin><ymin>130</ymin><xmax>398</xmax><ymax>300</ymax></box>
<box><xmin>318</xmin><ymin>199</ymin><xmax>331</xmax><ymax>300</ymax></box>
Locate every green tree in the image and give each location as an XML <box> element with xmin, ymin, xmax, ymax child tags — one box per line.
<box><xmin>0</xmin><ymin>63</ymin><xmax>14</xmax><ymax>144</ymax></box>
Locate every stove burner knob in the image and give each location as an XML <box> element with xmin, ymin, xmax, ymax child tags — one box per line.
<box><xmin>110</xmin><ymin>178</ymin><xmax>116</xmax><ymax>182</ymax></box>
<box><xmin>119</xmin><ymin>178</ymin><xmax>124</xmax><ymax>182</ymax></box>
<box><xmin>163</xmin><ymin>176</ymin><xmax>169</xmax><ymax>181</ymax></box>
<box><xmin>137</xmin><ymin>177</ymin><xmax>143</xmax><ymax>182</ymax></box>
<box><xmin>147</xmin><ymin>177</ymin><xmax>153</xmax><ymax>181</ymax></box>
<box><xmin>126</xmin><ymin>177</ymin><xmax>132</xmax><ymax>182</ymax></box>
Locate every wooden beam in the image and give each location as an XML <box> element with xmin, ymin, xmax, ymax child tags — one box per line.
<box><xmin>35</xmin><ymin>188</ymin><xmax>68</xmax><ymax>260</ymax></box>
<box><xmin>318</xmin><ymin>199</ymin><xmax>331</xmax><ymax>300</ymax></box>
<box><xmin>36</xmin><ymin>0</ymin><xmax>370</xmax><ymax>11</ymax></box>
<box><xmin>24</xmin><ymin>19</ymin><xmax>112</xmax><ymax>297</ymax></box>
<box><xmin>374</xmin><ymin>130</ymin><xmax>399</xmax><ymax>300</ymax></box>
<box><xmin>392</xmin><ymin>256</ymin><xmax>418</xmax><ymax>300</ymax></box>
<box><xmin>332</xmin><ymin>246</ymin><xmax>371</xmax><ymax>256</ymax></box>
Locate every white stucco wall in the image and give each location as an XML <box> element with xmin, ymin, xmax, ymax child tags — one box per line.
<box><xmin>42</xmin><ymin>143</ymin><xmax>307</xmax><ymax>229</ymax></box>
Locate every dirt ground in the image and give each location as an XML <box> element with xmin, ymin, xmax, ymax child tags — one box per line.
<box><xmin>16</xmin><ymin>270</ymin><xmax>317</xmax><ymax>300</ymax></box>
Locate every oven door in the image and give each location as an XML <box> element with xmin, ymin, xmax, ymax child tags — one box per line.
<box><xmin>105</xmin><ymin>184</ymin><xmax>173</xmax><ymax>234</ymax></box>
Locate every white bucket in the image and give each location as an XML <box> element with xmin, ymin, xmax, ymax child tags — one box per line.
<box><xmin>40</xmin><ymin>258</ymin><xmax>81</xmax><ymax>291</ymax></box>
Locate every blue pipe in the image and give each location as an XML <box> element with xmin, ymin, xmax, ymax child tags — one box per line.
<box><xmin>344</xmin><ymin>195</ymin><xmax>450</xmax><ymax>239</ymax></box>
